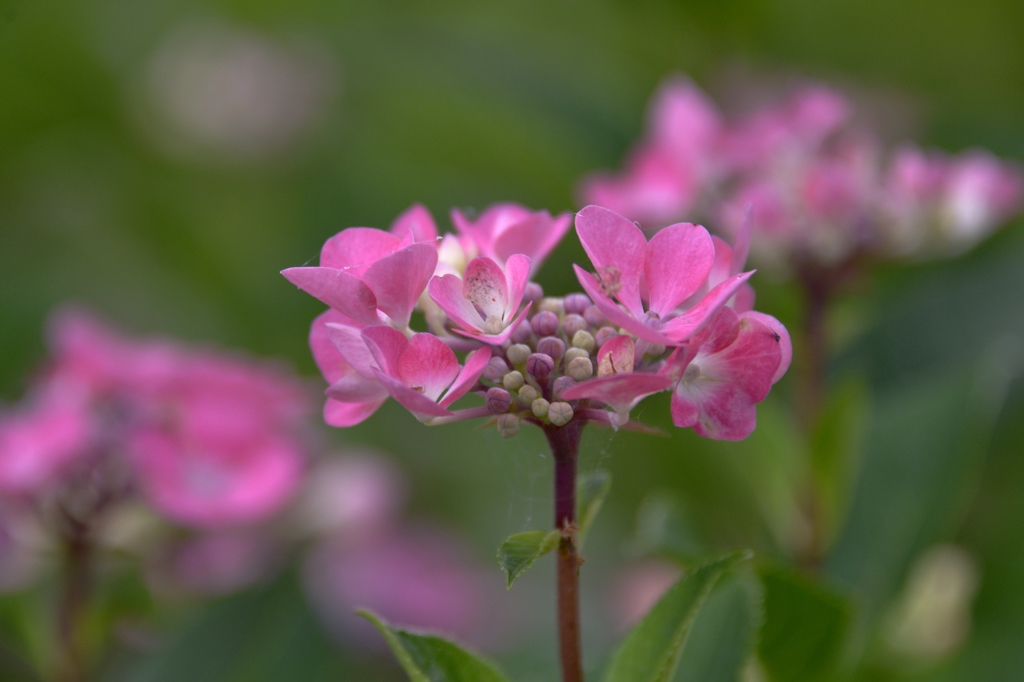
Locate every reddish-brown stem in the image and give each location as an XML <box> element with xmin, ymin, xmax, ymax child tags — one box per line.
<box><xmin>56</xmin><ymin>508</ymin><xmax>91</xmax><ymax>682</ymax></box>
<box><xmin>544</xmin><ymin>421</ymin><xmax>585</xmax><ymax>682</ymax></box>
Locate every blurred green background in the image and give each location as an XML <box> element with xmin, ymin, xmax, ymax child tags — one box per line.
<box><xmin>2</xmin><ymin>0</ymin><xmax>1024</xmax><ymax>680</ymax></box>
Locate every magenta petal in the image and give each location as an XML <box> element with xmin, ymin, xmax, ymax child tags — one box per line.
<box><xmin>492</xmin><ymin>212</ymin><xmax>572</xmax><ymax>272</ymax></box>
<box><xmin>560</xmin><ymin>373</ymin><xmax>672</xmax><ymax>413</ymax></box>
<box><xmin>389</xmin><ymin>203</ymin><xmax>438</xmax><ymax>245</ymax></box>
<box><xmin>325</xmin><ymin>372</ymin><xmax>390</xmax><ymax>403</ymax></box>
<box><xmin>672</xmin><ymin>381</ymin><xmax>757</xmax><ymax>441</ymax></box>
<box><xmin>372</xmin><ymin>369</ymin><xmax>452</xmax><ymax>419</ymax></box>
<box><xmin>574</xmin><ymin>267</ymin><xmax>674</xmax><ymax>346</ymax></box>
<box><xmin>741</xmin><ymin>312</ymin><xmax>791</xmax><ymax>383</ymax></box>
<box><xmin>660</xmin><ymin>272</ymin><xmax>755</xmax><ymax>343</ymax></box>
<box><xmin>428</xmin><ymin>274</ymin><xmax>486</xmax><ymax>333</ymax></box>
<box><xmin>574</xmin><ymin>205</ymin><xmax>648</xmax><ymax>317</ymax></box>
<box><xmin>453</xmin><ymin>301</ymin><xmax>533</xmax><ymax>345</ymax></box>
<box><xmin>397</xmin><ymin>334</ymin><xmax>460</xmax><ymax>403</ymax></box>
<box><xmin>439</xmin><ymin>346</ymin><xmax>492</xmax><ymax>408</ymax></box>
<box><xmin>645</xmin><ymin>222</ymin><xmax>714</xmax><ymax>315</ymax></box>
<box><xmin>360</xmin><ymin>326</ymin><xmax>410</xmax><ymax>378</ymax></box>
<box><xmin>320</xmin><ymin>228</ymin><xmax>401</xmax><ymax>274</ymax></box>
<box><xmin>462</xmin><ymin>257</ymin><xmax>509</xmax><ymax>321</ymax></box>
<box><xmin>596</xmin><ymin>335</ymin><xmax>636</xmax><ymax>375</ymax></box>
<box><xmin>310</xmin><ymin>310</ymin><xmax>357</xmax><ymax>384</ymax></box>
<box><xmin>361</xmin><ymin>243</ymin><xmax>438</xmax><ymax>328</ymax></box>
<box><xmin>324</xmin><ymin>397</ymin><xmax>387</xmax><ymax>427</ymax></box>
<box><xmin>326</xmin><ymin>323</ymin><xmax>380</xmax><ymax>379</ymax></box>
<box><xmin>502</xmin><ymin>254</ymin><xmax>532</xmax><ymax>318</ymax></box>
<box><xmin>281</xmin><ymin>268</ymin><xmax>379</xmax><ymax>326</ymax></box>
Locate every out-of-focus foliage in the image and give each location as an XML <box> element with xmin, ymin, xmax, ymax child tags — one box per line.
<box><xmin>2</xmin><ymin>0</ymin><xmax>1023</xmax><ymax>680</ymax></box>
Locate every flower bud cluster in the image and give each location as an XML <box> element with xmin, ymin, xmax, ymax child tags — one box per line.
<box><xmin>475</xmin><ymin>291</ymin><xmax>643</xmax><ymax>437</ymax></box>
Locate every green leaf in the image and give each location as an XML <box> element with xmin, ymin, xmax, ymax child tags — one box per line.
<box><xmin>357</xmin><ymin>610</ymin><xmax>510</xmax><ymax>682</ymax></box>
<box><xmin>496</xmin><ymin>530</ymin><xmax>560</xmax><ymax>588</ymax></box>
<box><xmin>675</xmin><ymin>567</ymin><xmax>764</xmax><ymax>682</ymax></box>
<box><xmin>603</xmin><ymin>551</ymin><xmax>751</xmax><ymax>682</ymax></box>
<box><xmin>757</xmin><ymin>565</ymin><xmax>852</xmax><ymax>682</ymax></box>
<box><xmin>576</xmin><ymin>470</ymin><xmax>612</xmax><ymax>549</ymax></box>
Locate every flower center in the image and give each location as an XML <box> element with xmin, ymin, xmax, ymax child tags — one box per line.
<box><xmin>682</xmin><ymin>363</ymin><xmax>701</xmax><ymax>383</ymax></box>
<box><xmin>484</xmin><ymin>316</ymin><xmax>504</xmax><ymax>335</ymax></box>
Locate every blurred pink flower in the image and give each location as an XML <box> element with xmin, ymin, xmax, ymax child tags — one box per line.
<box><xmin>0</xmin><ymin>399</ymin><xmax>93</xmax><ymax>496</ymax></box>
<box><xmin>292</xmin><ymin>454</ymin><xmax>403</xmax><ymax>540</ymax></box>
<box><xmin>160</xmin><ymin>531</ymin><xmax>273</xmax><ymax>595</ymax></box>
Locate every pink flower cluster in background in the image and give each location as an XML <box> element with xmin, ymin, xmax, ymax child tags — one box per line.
<box><xmin>0</xmin><ymin>309</ymin><xmax>310</xmax><ymax>582</ymax></box>
<box><xmin>581</xmin><ymin>76</ymin><xmax>1023</xmax><ymax>270</ymax></box>
<box><xmin>285</xmin><ymin>201</ymin><xmax>791</xmax><ymax>441</ymax></box>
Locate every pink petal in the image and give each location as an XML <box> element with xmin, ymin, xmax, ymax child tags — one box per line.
<box><xmin>502</xmin><ymin>253</ymin><xmax>532</xmax><ymax>319</ymax></box>
<box><xmin>649</xmin><ymin>77</ymin><xmax>722</xmax><ymax>161</ymax></box>
<box><xmin>324</xmin><ymin>397</ymin><xmax>387</xmax><ymax>428</ymax></box>
<box><xmin>372</xmin><ymin>369</ymin><xmax>452</xmax><ymax>419</ymax></box>
<box><xmin>574</xmin><ymin>205</ymin><xmax>648</xmax><ymax>317</ymax></box>
<box><xmin>439</xmin><ymin>346</ymin><xmax>492</xmax><ymax>408</ymax></box>
<box><xmin>360</xmin><ymin>326</ymin><xmax>410</xmax><ymax>378</ymax></box>
<box><xmin>659</xmin><ymin>272</ymin><xmax>754</xmax><ymax>343</ymax></box>
<box><xmin>491</xmin><ymin>212</ymin><xmax>572</xmax><ymax>273</ymax></box>
<box><xmin>361</xmin><ymin>243</ymin><xmax>438</xmax><ymax>328</ymax></box>
<box><xmin>310</xmin><ymin>310</ymin><xmax>361</xmax><ymax>384</ymax></box>
<box><xmin>326</xmin><ymin>323</ymin><xmax>381</xmax><ymax>379</ymax></box>
<box><xmin>738</xmin><ymin>312</ymin><xmax>791</xmax><ymax>385</ymax></box>
<box><xmin>453</xmin><ymin>301</ymin><xmax>533</xmax><ymax>346</ymax></box>
<box><xmin>397</xmin><ymin>334</ymin><xmax>460</xmax><ymax>402</ymax></box>
<box><xmin>428</xmin><ymin>274</ymin><xmax>486</xmax><ymax>333</ymax></box>
<box><xmin>560</xmin><ymin>373</ymin><xmax>672</xmax><ymax>414</ymax></box>
<box><xmin>644</xmin><ymin>222</ymin><xmax>714</xmax><ymax>315</ymax></box>
<box><xmin>320</xmin><ymin>228</ymin><xmax>401</xmax><ymax>275</ymax></box>
<box><xmin>671</xmin><ymin>383</ymin><xmax>756</xmax><ymax>441</ymax></box>
<box><xmin>281</xmin><ymin>268</ymin><xmax>379</xmax><ymax>326</ymax></box>
<box><xmin>574</xmin><ymin>267</ymin><xmax>674</xmax><ymax>346</ymax></box>
<box><xmin>596</xmin><ymin>335</ymin><xmax>636</xmax><ymax>377</ymax></box>
<box><xmin>462</xmin><ymin>257</ymin><xmax>509</xmax><ymax>321</ymax></box>
<box><xmin>389</xmin><ymin>203</ymin><xmax>439</xmax><ymax>245</ymax></box>
<box><xmin>698</xmin><ymin>317</ymin><xmax>781</xmax><ymax>403</ymax></box>
<box><xmin>326</xmin><ymin>372</ymin><xmax>391</xmax><ymax>403</ymax></box>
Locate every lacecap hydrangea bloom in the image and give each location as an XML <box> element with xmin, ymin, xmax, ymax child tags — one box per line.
<box><xmin>284</xmin><ymin>202</ymin><xmax>790</xmax><ymax>441</ymax></box>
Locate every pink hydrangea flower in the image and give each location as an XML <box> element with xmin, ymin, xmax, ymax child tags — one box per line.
<box><xmin>573</xmin><ymin>205</ymin><xmax>753</xmax><ymax>346</ymax></box>
<box><xmin>450</xmin><ymin>203</ymin><xmax>572</xmax><ymax>274</ymax></box>
<box><xmin>310</xmin><ymin>309</ymin><xmax>388</xmax><ymax>427</ymax></box>
<box><xmin>427</xmin><ymin>254</ymin><xmax>533</xmax><ymax>343</ymax></box>
<box><xmin>0</xmin><ymin>400</ymin><xmax>93</xmax><ymax>495</ymax></box>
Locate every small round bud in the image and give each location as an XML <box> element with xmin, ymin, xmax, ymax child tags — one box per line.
<box><xmin>594</xmin><ymin>326</ymin><xmax>618</xmax><ymax>348</ymax></box>
<box><xmin>548</xmin><ymin>402</ymin><xmax>574</xmax><ymax>427</ymax></box>
<box><xmin>552</xmin><ymin>375</ymin><xmax>576</xmax><ymax>400</ymax></box>
<box><xmin>484</xmin><ymin>316</ymin><xmax>504</xmax><ymax>335</ymax></box>
<box><xmin>566</xmin><ymin>357</ymin><xmax>594</xmax><ymax>382</ymax></box>
<box><xmin>645</xmin><ymin>343</ymin><xmax>667</xmax><ymax>358</ymax></box>
<box><xmin>486</xmin><ymin>387</ymin><xmax>512</xmax><ymax>414</ymax></box>
<box><xmin>583</xmin><ymin>305</ymin><xmax>607</xmax><ymax>327</ymax></box>
<box><xmin>526</xmin><ymin>353</ymin><xmax>554</xmax><ymax>379</ymax></box>
<box><xmin>532</xmin><ymin>311</ymin><xmax>559</xmax><ymax>337</ymax></box>
<box><xmin>561</xmin><ymin>314</ymin><xmax>588</xmax><ymax>338</ymax></box>
<box><xmin>539</xmin><ymin>297</ymin><xmax>565</xmax><ymax>315</ymax></box>
<box><xmin>484</xmin><ymin>357</ymin><xmax>509</xmax><ymax>382</ymax></box>
<box><xmin>497</xmin><ymin>413</ymin><xmax>521</xmax><ymax>438</ymax></box>
<box><xmin>532</xmin><ymin>398</ymin><xmax>550</xmax><ymax>418</ymax></box>
<box><xmin>510</xmin><ymin>319</ymin><xmax>533</xmax><ymax>344</ymax></box>
<box><xmin>537</xmin><ymin>336</ymin><xmax>565</xmax><ymax>362</ymax></box>
<box><xmin>564</xmin><ymin>347</ymin><xmax>589</xmax><ymax>364</ymax></box>
<box><xmin>518</xmin><ymin>384</ymin><xmax>539</xmax><ymax>404</ymax></box>
<box><xmin>524</xmin><ymin>282</ymin><xmax>544</xmax><ymax>302</ymax></box>
<box><xmin>571</xmin><ymin>330</ymin><xmax>596</xmax><ymax>353</ymax></box>
<box><xmin>564</xmin><ymin>293</ymin><xmax>592</xmax><ymax>315</ymax></box>
<box><xmin>502</xmin><ymin>370</ymin><xmax>525</xmax><ymax>392</ymax></box>
<box><xmin>506</xmin><ymin>344</ymin><xmax>532</xmax><ymax>366</ymax></box>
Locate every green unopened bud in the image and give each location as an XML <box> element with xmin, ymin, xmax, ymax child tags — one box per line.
<box><xmin>566</xmin><ymin>356</ymin><xmax>594</xmax><ymax>381</ymax></box>
<box><xmin>532</xmin><ymin>398</ymin><xmax>550</xmax><ymax>419</ymax></box>
<box><xmin>564</xmin><ymin>347</ymin><xmax>589</xmax><ymax>364</ymax></box>
<box><xmin>502</xmin><ymin>371</ymin><xmax>525</xmax><ymax>392</ymax></box>
<box><xmin>539</xmin><ymin>297</ymin><xmax>565</xmax><ymax>315</ymax></box>
<box><xmin>506</xmin><ymin>344</ymin><xmax>531</xmax><ymax>366</ymax></box>
<box><xmin>548</xmin><ymin>401</ymin><xmax>574</xmax><ymax>426</ymax></box>
<box><xmin>497</xmin><ymin>413</ymin><xmax>521</xmax><ymax>438</ymax></box>
<box><xmin>518</xmin><ymin>384</ymin><xmax>539</xmax><ymax>404</ymax></box>
<box><xmin>571</xmin><ymin>330</ymin><xmax>596</xmax><ymax>353</ymax></box>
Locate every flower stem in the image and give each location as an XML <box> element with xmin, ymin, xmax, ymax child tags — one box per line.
<box><xmin>544</xmin><ymin>421</ymin><xmax>585</xmax><ymax>682</ymax></box>
<box><xmin>56</xmin><ymin>507</ymin><xmax>91</xmax><ymax>682</ymax></box>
